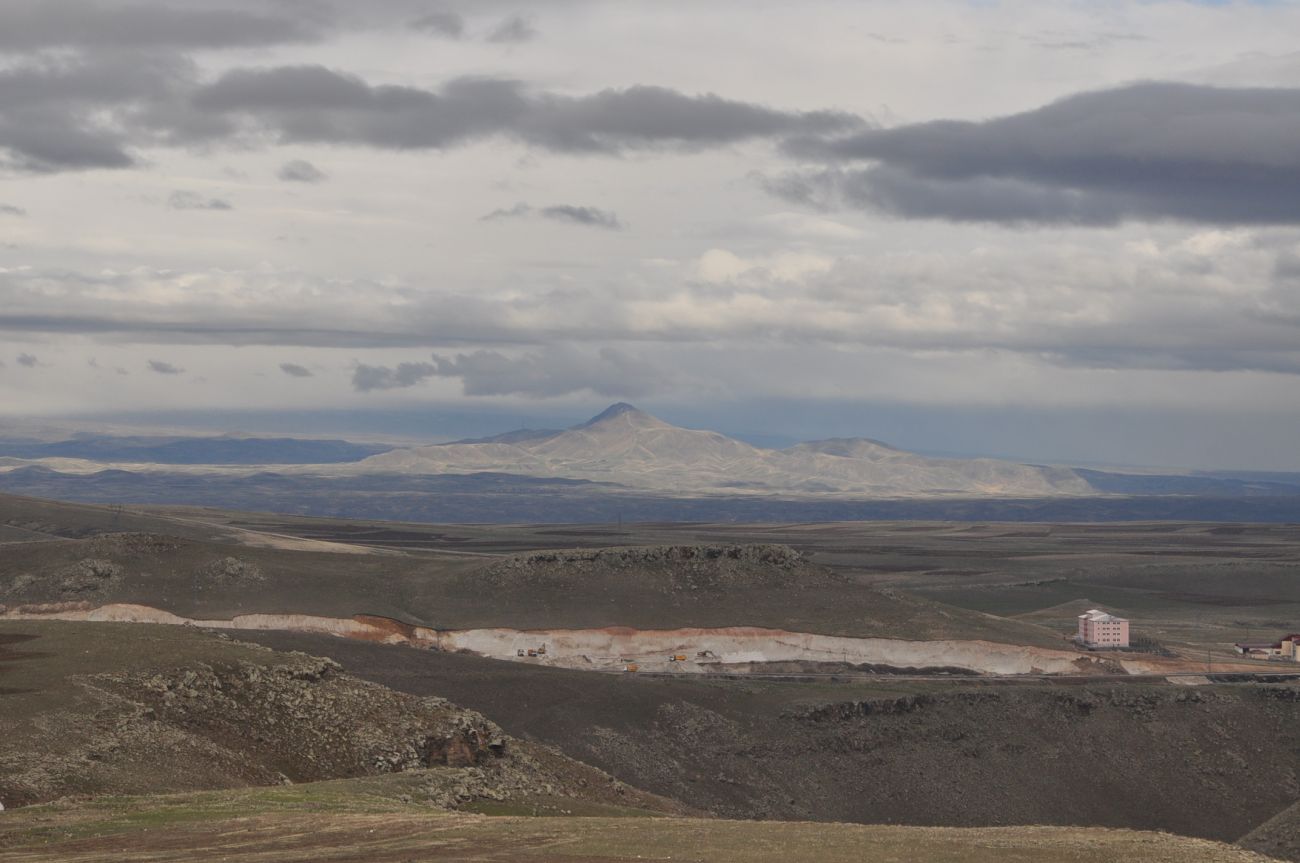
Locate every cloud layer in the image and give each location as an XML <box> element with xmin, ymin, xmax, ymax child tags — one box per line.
<box><xmin>779</xmin><ymin>83</ymin><xmax>1300</xmax><ymax>225</ymax></box>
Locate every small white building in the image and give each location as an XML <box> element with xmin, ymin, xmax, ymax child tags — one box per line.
<box><xmin>1077</xmin><ymin>608</ymin><xmax>1129</xmax><ymax>648</ymax></box>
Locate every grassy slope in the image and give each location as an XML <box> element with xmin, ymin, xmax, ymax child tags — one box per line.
<box><xmin>115</xmin><ymin>510</ymin><xmax>1300</xmax><ymax>647</ymax></box>
<box><xmin>0</xmin><ymin>531</ymin><xmax>1065</xmax><ymax>647</ymax></box>
<box><xmin>0</xmin><ymin>783</ymin><xmax>1279</xmax><ymax>863</ymax></box>
<box><xmin>0</xmin><ymin>492</ymin><xmax>229</xmax><ymax>542</ymax></box>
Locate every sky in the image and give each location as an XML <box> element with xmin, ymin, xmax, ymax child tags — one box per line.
<box><xmin>3</xmin><ymin>0</ymin><xmax>1300</xmax><ymax>469</ymax></box>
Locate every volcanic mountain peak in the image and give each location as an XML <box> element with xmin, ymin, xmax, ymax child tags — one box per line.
<box><xmin>576</xmin><ymin>403</ymin><xmax>669</xmax><ymax>430</ymax></box>
<box><xmin>354</xmin><ymin>403</ymin><xmax>1093</xmax><ymax>498</ymax></box>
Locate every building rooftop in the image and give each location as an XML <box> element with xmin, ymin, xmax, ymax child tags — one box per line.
<box><xmin>1078</xmin><ymin>608</ymin><xmax>1125</xmax><ymax>623</ymax></box>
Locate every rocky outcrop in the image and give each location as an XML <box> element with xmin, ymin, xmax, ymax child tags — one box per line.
<box><xmin>0</xmin><ymin>639</ymin><xmax>681</xmax><ymax>815</ymax></box>
<box><xmin>110</xmin><ymin>656</ymin><xmax>507</xmax><ymax>775</ymax></box>
<box><xmin>478</xmin><ymin>544</ymin><xmax>838</xmax><ymax>594</ymax></box>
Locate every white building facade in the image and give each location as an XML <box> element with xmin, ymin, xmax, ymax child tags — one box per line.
<box><xmin>1077</xmin><ymin>609</ymin><xmax>1129</xmax><ymax>648</ymax></box>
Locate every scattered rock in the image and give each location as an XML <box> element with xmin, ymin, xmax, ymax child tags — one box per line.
<box><xmin>478</xmin><ymin>544</ymin><xmax>837</xmax><ymax>595</ymax></box>
<box><xmin>200</xmin><ymin>557</ymin><xmax>265</xmax><ymax>586</ymax></box>
<box><xmin>56</xmin><ymin>559</ymin><xmax>123</xmax><ymax>596</ymax></box>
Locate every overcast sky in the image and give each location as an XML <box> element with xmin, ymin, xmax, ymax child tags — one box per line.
<box><xmin>3</xmin><ymin>0</ymin><xmax>1300</xmax><ymax>469</ymax></box>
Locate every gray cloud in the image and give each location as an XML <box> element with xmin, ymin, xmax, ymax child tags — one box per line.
<box><xmin>0</xmin><ymin>204</ymin><xmax>25</xmax><ymax>216</ymax></box>
<box><xmin>192</xmin><ymin>68</ymin><xmax>858</xmax><ymax>153</ymax></box>
<box><xmin>0</xmin><ymin>53</ymin><xmax>179</xmax><ymax>171</ymax></box>
<box><xmin>147</xmin><ymin>359</ymin><xmax>183</xmax><ymax>374</ymax></box>
<box><xmin>350</xmin><ymin>347</ymin><xmax>658</xmax><ymax>397</ymax></box>
<box><xmin>277</xmin><ymin>158</ymin><xmax>327</xmax><ymax>182</ymax></box>
<box><xmin>482</xmin><ymin>202</ymin><xmax>622</xmax><ymax>229</ymax></box>
<box><xmin>279</xmin><ymin>362</ymin><xmax>313</xmax><ymax>378</ymax></box>
<box><xmin>16</xmin><ymin>353</ymin><xmax>38</xmax><ymax>367</ymax></box>
<box><xmin>486</xmin><ymin>14</ymin><xmax>536</xmax><ymax>43</ymax></box>
<box><xmin>781</xmin><ymin>83</ymin><xmax>1300</xmax><ymax>225</ymax></box>
<box><xmin>0</xmin><ymin>1</ymin><xmax>323</xmax><ymax>52</ymax></box>
<box><xmin>409</xmin><ymin>10</ymin><xmax>464</xmax><ymax>38</ymax></box>
<box><xmin>168</xmin><ymin>190</ymin><xmax>232</xmax><ymax>210</ymax></box>
<box><xmin>352</xmin><ymin>361</ymin><xmax>438</xmax><ymax>391</ymax></box>
<box><xmin>0</xmin><ymin>52</ymin><xmax>860</xmax><ymax>172</ymax></box>
<box><xmin>428</xmin><ymin>347</ymin><xmax>656</xmax><ymax>397</ymax></box>
<box><xmin>540</xmin><ymin>204</ymin><xmax>622</xmax><ymax>229</ymax></box>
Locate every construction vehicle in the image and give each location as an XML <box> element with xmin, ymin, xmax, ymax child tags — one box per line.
<box><xmin>669</xmin><ymin>654</ymin><xmax>688</xmax><ymax>662</ymax></box>
<box><xmin>527</xmin><ymin>648</ymin><xmax>538</xmax><ymax>657</ymax></box>
<box><xmin>536</xmin><ymin>645</ymin><xmax>548</xmax><ymax>655</ymax></box>
<box><xmin>624</xmin><ymin>663</ymin><xmax>639</xmax><ymax>673</ymax></box>
<box><xmin>516</xmin><ymin>649</ymin><xmax>526</xmax><ymax>657</ymax></box>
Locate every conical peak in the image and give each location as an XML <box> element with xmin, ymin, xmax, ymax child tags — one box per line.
<box><xmin>577</xmin><ymin>403</ymin><xmax>664</xmax><ymax>429</ymax></box>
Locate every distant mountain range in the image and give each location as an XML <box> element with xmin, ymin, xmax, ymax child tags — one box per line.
<box><xmin>0</xmin><ymin>434</ymin><xmax>392</xmax><ymax>465</ymax></box>
<box><xmin>4</xmin><ymin>404</ymin><xmax>1300</xmax><ymax>522</ymax></box>
<box><xmin>355</xmin><ymin>403</ymin><xmax>1094</xmax><ymax>498</ymax></box>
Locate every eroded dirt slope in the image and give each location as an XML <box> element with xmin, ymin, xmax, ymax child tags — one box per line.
<box><xmin>245</xmin><ymin>631</ymin><xmax>1300</xmax><ymax>844</ymax></box>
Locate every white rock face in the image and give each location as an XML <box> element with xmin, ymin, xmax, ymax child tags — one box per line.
<box><xmin>353</xmin><ymin>403</ymin><xmax>1094</xmax><ymax>498</ymax></box>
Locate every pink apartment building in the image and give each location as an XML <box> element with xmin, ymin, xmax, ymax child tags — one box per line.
<box><xmin>1077</xmin><ymin>609</ymin><xmax>1129</xmax><ymax>648</ymax></box>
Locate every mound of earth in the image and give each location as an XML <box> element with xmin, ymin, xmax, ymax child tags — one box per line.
<box><xmin>0</xmin><ymin>621</ymin><xmax>680</xmax><ymax>816</ymax></box>
<box><xmin>478</xmin><ymin>543</ymin><xmax>839</xmax><ymax>594</ymax></box>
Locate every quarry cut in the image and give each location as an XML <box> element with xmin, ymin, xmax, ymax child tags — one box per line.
<box><xmin>0</xmin><ymin>602</ymin><xmax>1197</xmax><ymax>676</ymax></box>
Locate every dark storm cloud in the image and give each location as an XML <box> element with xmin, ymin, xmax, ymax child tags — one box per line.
<box><xmin>781</xmin><ymin>83</ymin><xmax>1300</xmax><ymax>225</ymax></box>
<box><xmin>16</xmin><ymin>353</ymin><xmax>39</xmax><ymax>367</ymax></box>
<box><xmin>0</xmin><ymin>1</ymin><xmax>323</xmax><ymax>52</ymax></box>
<box><xmin>352</xmin><ymin>361</ymin><xmax>438</xmax><ymax>391</ymax></box>
<box><xmin>277</xmin><ymin>158</ymin><xmax>328</xmax><ymax>182</ymax></box>
<box><xmin>481</xmin><ymin>202</ymin><xmax>622</xmax><ymax>229</ymax></box>
<box><xmin>486</xmin><ymin>14</ymin><xmax>536</xmax><ymax>43</ymax></box>
<box><xmin>409</xmin><ymin>10</ymin><xmax>464</xmax><ymax>38</ymax></box>
<box><xmin>147</xmin><ymin>359</ymin><xmax>184</xmax><ymax>374</ymax></box>
<box><xmin>279</xmin><ymin>362</ymin><xmax>314</xmax><ymax>378</ymax></box>
<box><xmin>168</xmin><ymin>190</ymin><xmax>232</xmax><ymax>210</ymax></box>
